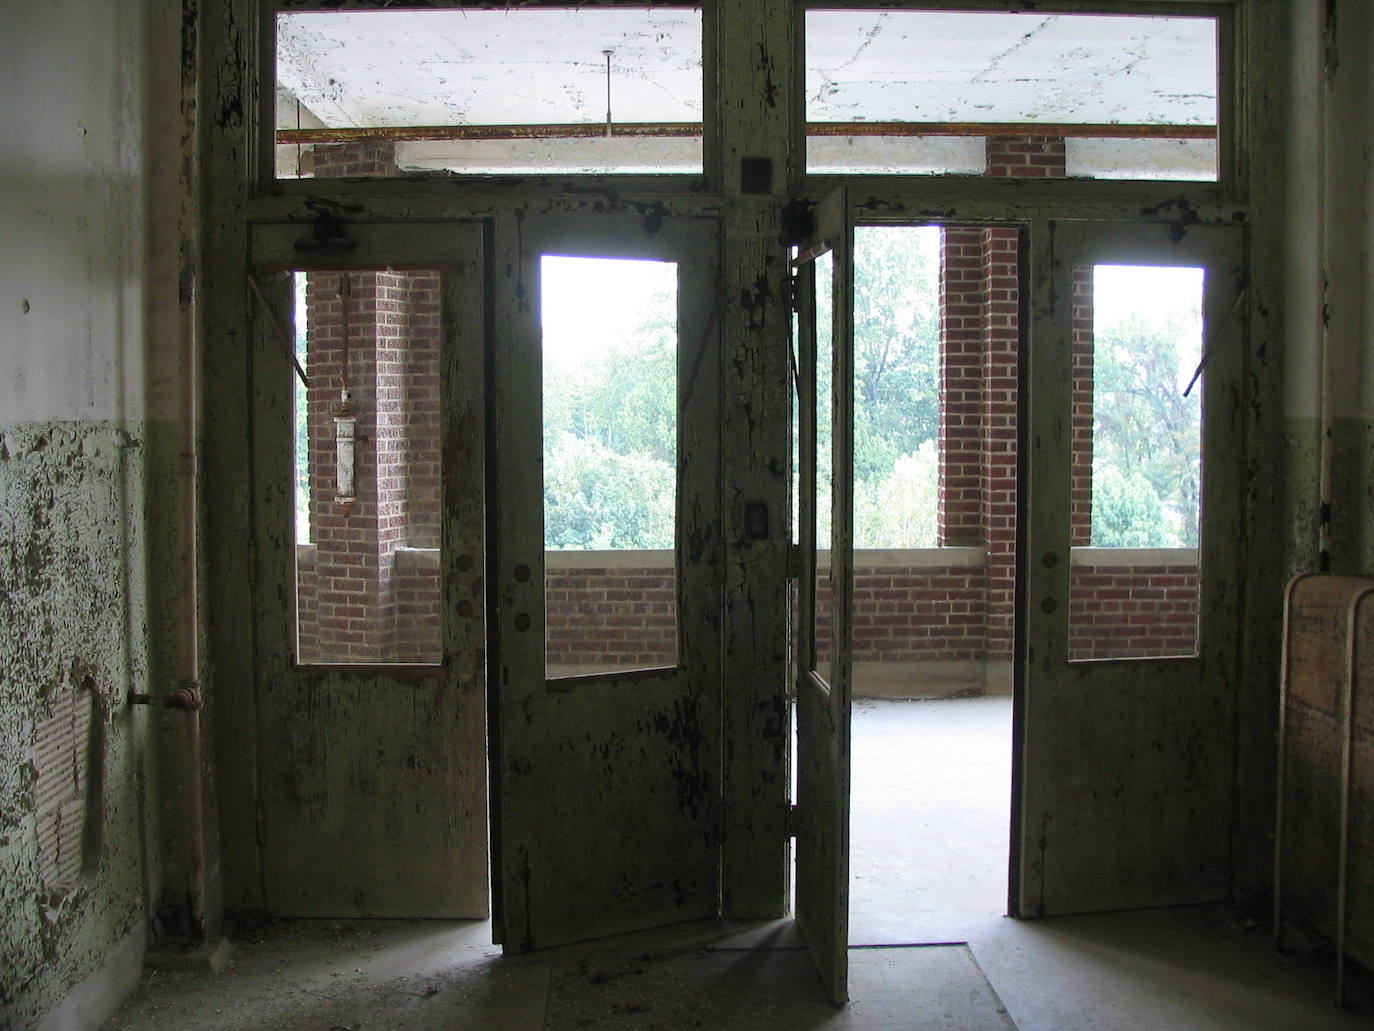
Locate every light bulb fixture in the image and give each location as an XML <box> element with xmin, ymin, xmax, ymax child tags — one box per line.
<box><xmin>334</xmin><ymin>273</ymin><xmax>358</xmax><ymax>515</ymax></box>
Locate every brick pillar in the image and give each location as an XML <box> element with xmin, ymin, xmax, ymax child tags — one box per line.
<box><xmin>305</xmin><ymin>271</ymin><xmax>395</xmax><ymax>661</ymax></box>
<box><xmin>1071</xmin><ymin>267</ymin><xmax>1096</xmax><ymax>545</ymax></box>
<box><xmin>980</xmin><ymin>229</ymin><xmax>1020</xmax><ymax>660</ymax></box>
<box><xmin>303</xmin><ymin>140</ymin><xmax>398</xmax><ymax>178</ymax></box>
<box><xmin>400</xmin><ymin>273</ymin><xmax>441</xmax><ymax>549</ymax></box>
<box><xmin>939</xmin><ymin>228</ymin><xmax>986</xmax><ymax>546</ymax></box>
<box><xmin>979</xmin><ymin>136</ymin><xmax>1065</xmax><ymax>658</ymax></box>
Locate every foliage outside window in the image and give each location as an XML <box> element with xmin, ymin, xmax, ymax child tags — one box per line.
<box><xmin>1089</xmin><ymin>265</ymin><xmax>1204</xmax><ymax>549</ymax></box>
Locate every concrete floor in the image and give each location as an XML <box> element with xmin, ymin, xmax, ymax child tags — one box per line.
<box><xmin>101</xmin><ymin>697</ymin><xmax>1369</xmax><ymax>1031</ymax></box>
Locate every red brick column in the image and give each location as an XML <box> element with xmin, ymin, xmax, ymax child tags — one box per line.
<box><xmin>939</xmin><ymin>229</ymin><xmax>987</xmax><ymax>546</ymax></box>
<box><xmin>985</xmin><ymin>136</ymin><xmax>1067</xmax><ymax>179</ymax></box>
<box><xmin>1070</xmin><ymin>266</ymin><xmax>1096</xmax><ymax>545</ymax></box>
<box><xmin>980</xmin><ymin>228</ymin><xmax>1020</xmax><ymax>660</ymax></box>
<box><xmin>304</xmin><ymin>271</ymin><xmax>394</xmax><ymax>660</ymax></box>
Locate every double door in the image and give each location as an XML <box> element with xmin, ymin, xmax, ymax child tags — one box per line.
<box><xmin>246</xmin><ymin>206</ymin><xmax>1246</xmax><ymax>1003</ymax></box>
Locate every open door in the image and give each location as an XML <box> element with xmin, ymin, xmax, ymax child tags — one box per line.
<box><xmin>248</xmin><ymin>221</ymin><xmax>488</xmax><ymax>916</ymax></box>
<box><xmin>487</xmin><ymin>211</ymin><xmax>722</xmax><ymax>950</ymax></box>
<box><xmin>1015</xmin><ymin>221</ymin><xmax>1245</xmax><ymax>916</ymax></box>
<box><xmin>792</xmin><ymin>187</ymin><xmax>854</xmax><ymax>1005</ymax></box>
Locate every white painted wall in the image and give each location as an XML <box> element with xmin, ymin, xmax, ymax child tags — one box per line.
<box><xmin>0</xmin><ymin>0</ymin><xmax>174</xmax><ymax>423</ymax></box>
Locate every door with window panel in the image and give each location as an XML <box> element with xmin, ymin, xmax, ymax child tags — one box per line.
<box><xmin>791</xmin><ymin>187</ymin><xmax>854</xmax><ymax>1005</ymax></box>
<box><xmin>249</xmin><ymin>221</ymin><xmax>488</xmax><ymax>917</ymax></box>
<box><xmin>1016</xmin><ymin>221</ymin><xmax>1245</xmax><ymax>917</ymax></box>
<box><xmin>487</xmin><ymin>211</ymin><xmax>722</xmax><ymax>950</ymax></box>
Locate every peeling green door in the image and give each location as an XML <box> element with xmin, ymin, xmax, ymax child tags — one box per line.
<box><xmin>248</xmin><ymin>222</ymin><xmax>489</xmax><ymax>917</ymax></box>
<box><xmin>792</xmin><ymin>187</ymin><xmax>854</xmax><ymax>1005</ymax></box>
<box><xmin>1016</xmin><ymin>221</ymin><xmax>1246</xmax><ymax>917</ymax></box>
<box><xmin>487</xmin><ymin>210</ymin><xmax>723</xmax><ymax>950</ymax></box>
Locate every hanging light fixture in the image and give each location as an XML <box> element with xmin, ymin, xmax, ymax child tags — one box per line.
<box><xmin>334</xmin><ymin>272</ymin><xmax>358</xmax><ymax>516</ymax></box>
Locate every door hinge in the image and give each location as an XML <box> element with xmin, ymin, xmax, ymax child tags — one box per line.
<box><xmin>255</xmin><ymin>797</ymin><xmax>266</xmax><ymax>848</ymax></box>
<box><xmin>785</xmin><ymin>272</ymin><xmax>800</xmax><ymax>314</ymax></box>
<box><xmin>785</xmin><ymin>802</ymin><xmax>799</xmax><ymax>839</ymax></box>
<box><xmin>787</xmin><ymin>542</ymin><xmax>802</xmax><ymax>580</ymax></box>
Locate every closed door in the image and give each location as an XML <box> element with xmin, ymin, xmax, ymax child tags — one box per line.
<box><xmin>486</xmin><ymin>210</ymin><xmax>724</xmax><ymax>950</ymax></box>
<box><xmin>1015</xmin><ymin>220</ymin><xmax>1246</xmax><ymax>916</ymax></box>
<box><xmin>249</xmin><ymin>221</ymin><xmax>488</xmax><ymax>917</ymax></box>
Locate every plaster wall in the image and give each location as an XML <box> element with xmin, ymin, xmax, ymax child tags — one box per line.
<box><xmin>1323</xmin><ymin>1</ymin><xmax>1374</xmax><ymax>573</ymax></box>
<box><xmin>0</xmin><ymin>1</ymin><xmax>185</xmax><ymax>1027</ymax></box>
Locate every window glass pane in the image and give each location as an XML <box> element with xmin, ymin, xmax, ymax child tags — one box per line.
<box><xmin>542</xmin><ymin>256</ymin><xmax>679</xmax><ymax>677</ymax></box>
<box><xmin>814</xmin><ymin>252</ymin><xmax>834</xmax><ymax>681</ymax></box>
<box><xmin>1069</xmin><ymin>264</ymin><xmax>1204</xmax><ymax>661</ymax></box>
<box><xmin>293</xmin><ymin>270</ymin><xmax>443</xmax><ymax>664</ymax></box>
<box><xmin>805</xmin><ymin>10</ymin><xmax>1217</xmax><ymax>181</ymax></box>
<box><xmin>276</xmin><ymin>8</ymin><xmax>703</xmax><ymax>178</ymax></box>
<box><xmin>852</xmin><ymin>226</ymin><xmax>940</xmax><ymax>549</ymax></box>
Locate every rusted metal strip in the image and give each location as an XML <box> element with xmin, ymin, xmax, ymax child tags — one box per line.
<box><xmin>806</xmin><ymin>121</ymin><xmax>1217</xmax><ymax>140</ymax></box>
<box><xmin>792</xmin><ymin>240</ymin><xmax>833</xmax><ymax>269</ymax></box>
<box><xmin>246</xmin><ymin>272</ymin><xmax>310</xmax><ymax>389</ymax></box>
<box><xmin>1183</xmin><ymin>286</ymin><xmax>1246</xmax><ymax>398</ymax></box>
<box><xmin>277</xmin><ymin>120</ymin><xmax>1218</xmax><ymax>146</ymax></box>
<box><xmin>278</xmin><ymin>122</ymin><xmax>704</xmax><ymax>143</ymax></box>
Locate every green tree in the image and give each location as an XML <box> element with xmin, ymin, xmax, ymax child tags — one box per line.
<box><xmin>852</xmin><ymin>227</ymin><xmax>941</xmax><ymax>487</ymax></box>
<box><xmin>544</xmin><ymin>433</ymin><xmax>675</xmax><ymax>549</ymax></box>
<box><xmin>1091</xmin><ymin>307</ymin><xmax>1202</xmax><ymax>548</ymax></box>
<box><xmin>543</xmin><ymin>285</ymin><xmax>677</xmax><ymax>549</ymax></box>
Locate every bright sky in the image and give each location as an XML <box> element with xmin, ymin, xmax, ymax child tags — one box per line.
<box><xmin>536</xmin><ymin>249</ymin><xmax>1204</xmax><ymax>382</ymax></box>
<box><xmin>1094</xmin><ymin>264</ymin><xmax>1205</xmax><ymax>387</ymax></box>
<box><xmin>540</xmin><ymin>255</ymin><xmax>677</xmax><ymax>371</ymax></box>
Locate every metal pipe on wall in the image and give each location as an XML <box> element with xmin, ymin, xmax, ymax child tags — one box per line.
<box><xmin>179</xmin><ymin>0</ymin><xmax>207</xmax><ymax>944</ymax></box>
<box><xmin>1316</xmin><ymin>1</ymin><xmax>1336</xmax><ymax>570</ymax></box>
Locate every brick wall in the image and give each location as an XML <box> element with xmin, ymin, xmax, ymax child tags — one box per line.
<box><xmin>296</xmin><ymin>260</ymin><xmax>443</xmax><ymax>663</ymax></box>
<box><xmin>545</xmin><ymin>557</ymin><xmax>679</xmax><ymax>672</ymax></box>
<box><xmin>1071</xmin><ymin>265</ymin><xmax>1096</xmax><ymax>546</ymax></box>
<box><xmin>828</xmin><ymin>560</ymin><xmax>987</xmax><ymax>664</ymax></box>
<box><xmin>1069</xmin><ymin>559</ymin><xmax>1201</xmax><ymax>660</ymax></box>
<box><xmin>985</xmin><ymin>135</ymin><xmax>1067</xmax><ymax>179</ymax></box>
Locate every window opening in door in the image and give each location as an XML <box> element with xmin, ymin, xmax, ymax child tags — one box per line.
<box><xmin>541</xmin><ymin>255</ymin><xmax>680</xmax><ymax>677</ymax></box>
<box><xmin>274</xmin><ymin>7</ymin><xmax>703</xmax><ymax>179</ymax></box>
<box><xmin>833</xmin><ymin>225</ymin><xmax>1019</xmax><ymax>699</ymax></box>
<box><xmin>813</xmin><ymin>249</ymin><xmax>835</xmax><ymax>685</ymax></box>
<box><xmin>802</xmin><ymin>225</ymin><xmax>1024</xmax><ymax>943</ymax></box>
<box><xmin>805</xmin><ymin>10</ymin><xmax>1218</xmax><ymax>181</ymax></box>
<box><xmin>1069</xmin><ymin>264</ymin><xmax>1204</xmax><ymax>661</ymax></box>
<box><xmin>291</xmin><ymin>269</ymin><xmax>443</xmax><ymax>665</ymax></box>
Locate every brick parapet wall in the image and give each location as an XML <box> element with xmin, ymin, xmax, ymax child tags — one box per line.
<box><xmin>985</xmin><ymin>136</ymin><xmax>1067</xmax><ymax>179</ymax></box>
<box><xmin>306</xmin><ymin>141</ymin><xmax>398</xmax><ymax>179</ymax></box>
<box><xmin>300</xmin><ymin>546</ymin><xmax>1201</xmax><ymax>676</ymax></box>
<box><xmin>1068</xmin><ymin>562</ymin><xmax>1200</xmax><ymax>660</ymax></box>
<box><xmin>546</xmin><ymin>564</ymin><xmax>679</xmax><ymax>670</ymax></box>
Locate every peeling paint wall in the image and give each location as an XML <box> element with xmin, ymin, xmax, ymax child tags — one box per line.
<box><xmin>1</xmin><ymin>1</ymin><xmax>186</xmax><ymax>1027</ymax></box>
<box><xmin>0</xmin><ymin>426</ymin><xmax>150</xmax><ymax>1028</ymax></box>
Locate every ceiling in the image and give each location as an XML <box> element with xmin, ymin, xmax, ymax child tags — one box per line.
<box><xmin>276</xmin><ymin>8</ymin><xmax>1217</xmax><ymax>130</ymax></box>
